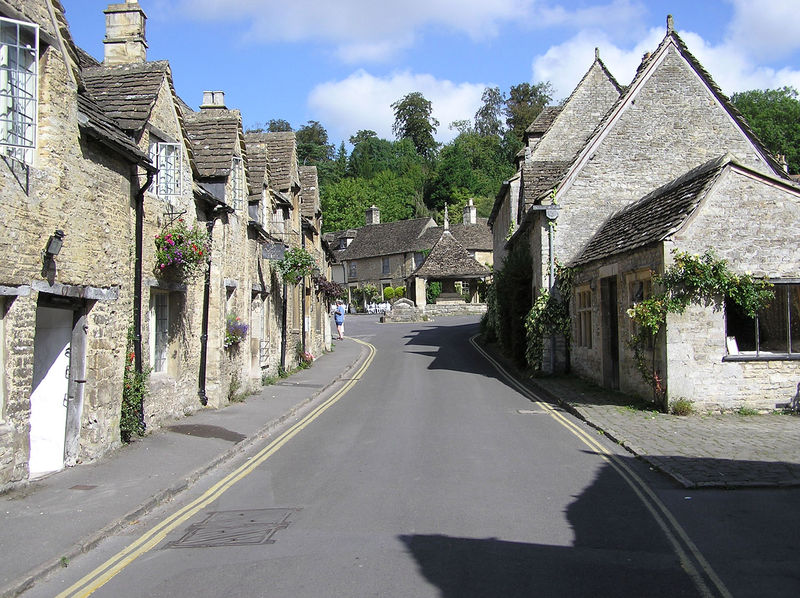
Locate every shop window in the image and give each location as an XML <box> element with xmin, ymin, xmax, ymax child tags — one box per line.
<box><xmin>726</xmin><ymin>283</ymin><xmax>800</xmax><ymax>358</ymax></box>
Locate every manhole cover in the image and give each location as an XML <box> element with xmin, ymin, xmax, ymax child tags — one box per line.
<box><xmin>166</xmin><ymin>508</ymin><xmax>301</xmax><ymax>549</ymax></box>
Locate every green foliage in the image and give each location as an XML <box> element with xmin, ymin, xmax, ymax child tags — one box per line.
<box><xmin>493</xmin><ymin>244</ymin><xmax>532</xmax><ymax>366</ymax></box>
<box><xmin>383</xmin><ymin>286</ymin><xmax>395</xmax><ymax>301</ymax></box>
<box><xmin>314</xmin><ymin>275</ymin><xmax>345</xmax><ymax>304</ymax></box>
<box><xmin>524</xmin><ymin>264</ymin><xmax>574</xmax><ymax>371</ymax></box>
<box><xmin>426</xmin><ymin>281</ymin><xmax>442</xmax><ymax>305</ymax></box>
<box><xmin>627</xmin><ymin>250</ymin><xmax>774</xmax><ymax>408</ymax></box>
<box><xmin>474</xmin><ymin>86</ymin><xmax>505</xmax><ymax>137</ymax></box>
<box><xmin>224</xmin><ymin>313</ymin><xmax>248</xmax><ymax>348</ymax></box>
<box><xmin>121</xmin><ymin>326</ymin><xmax>148</xmax><ymax>443</ymax></box>
<box><xmin>352</xmin><ymin>283</ymin><xmax>380</xmax><ymax>308</ymax></box>
<box><xmin>227</xmin><ymin>372</ymin><xmax>245</xmax><ymax>403</ymax></box>
<box><xmin>731</xmin><ymin>87</ymin><xmax>800</xmax><ymax>174</ymax></box>
<box><xmin>391</xmin><ymin>91</ymin><xmax>440</xmax><ymax>157</ymax></box>
<box><xmin>670</xmin><ymin>398</ymin><xmax>694</xmax><ymax>416</ymax></box>
<box><xmin>394</xmin><ymin>286</ymin><xmax>405</xmax><ymax>299</ymax></box>
<box><xmin>736</xmin><ymin>406</ymin><xmax>760</xmax><ymax>416</ymax></box>
<box><xmin>505</xmin><ymin>81</ymin><xmax>554</xmax><ymax>142</ymax></box>
<box><xmin>276</xmin><ymin>247</ymin><xmax>317</xmax><ymax>285</ymax></box>
<box><xmin>480</xmin><ymin>279</ymin><xmax>499</xmax><ymax>342</ymax></box>
<box><xmin>296</xmin><ymin>120</ymin><xmax>334</xmax><ymax>165</ymax></box>
<box><xmin>268</xmin><ymin>119</ymin><xmax>292</xmax><ymax>132</ymax></box>
<box><xmin>154</xmin><ymin>219</ymin><xmax>209</xmax><ymax>279</ymax></box>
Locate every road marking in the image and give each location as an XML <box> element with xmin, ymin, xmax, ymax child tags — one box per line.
<box><xmin>57</xmin><ymin>338</ymin><xmax>376</xmax><ymax>598</ymax></box>
<box><xmin>470</xmin><ymin>335</ymin><xmax>733</xmax><ymax>598</ymax></box>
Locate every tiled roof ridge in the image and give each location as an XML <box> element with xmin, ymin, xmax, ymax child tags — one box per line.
<box><xmin>411</xmin><ymin>230</ymin><xmax>490</xmax><ymax>278</ymax></box>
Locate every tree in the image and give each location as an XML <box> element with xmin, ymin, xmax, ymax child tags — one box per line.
<box><xmin>474</xmin><ymin>86</ymin><xmax>505</xmax><ymax>137</ymax></box>
<box><xmin>391</xmin><ymin>91</ymin><xmax>440</xmax><ymax>157</ymax></box>
<box><xmin>505</xmin><ymin>81</ymin><xmax>554</xmax><ymax>142</ymax></box>
<box><xmin>731</xmin><ymin>86</ymin><xmax>800</xmax><ymax>174</ymax></box>
<box><xmin>268</xmin><ymin>119</ymin><xmax>292</xmax><ymax>132</ymax></box>
<box><xmin>296</xmin><ymin>120</ymin><xmax>334</xmax><ymax>165</ymax></box>
<box><xmin>349</xmin><ymin>129</ymin><xmax>378</xmax><ymax>146</ymax></box>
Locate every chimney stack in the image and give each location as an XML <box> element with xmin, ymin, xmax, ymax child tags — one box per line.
<box><xmin>103</xmin><ymin>1</ymin><xmax>148</xmax><ymax>65</ymax></box>
<box><xmin>365</xmin><ymin>205</ymin><xmax>380</xmax><ymax>225</ymax></box>
<box><xmin>201</xmin><ymin>91</ymin><xmax>226</xmax><ymax>110</ymax></box>
<box><xmin>463</xmin><ymin>199</ymin><xmax>477</xmax><ymax>225</ymax></box>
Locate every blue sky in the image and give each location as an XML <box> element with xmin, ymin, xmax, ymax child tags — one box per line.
<box><xmin>63</xmin><ymin>1</ymin><xmax>800</xmax><ymax>147</ymax></box>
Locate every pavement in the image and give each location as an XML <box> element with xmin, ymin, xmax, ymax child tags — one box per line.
<box><xmin>2</xmin><ymin>323</ymin><xmax>799</xmax><ymax>596</ymax></box>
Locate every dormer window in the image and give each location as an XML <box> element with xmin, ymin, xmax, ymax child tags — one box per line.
<box><xmin>230</xmin><ymin>155</ymin><xmax>244</xmax><ymax>210</ymax></box>
<box><xmin>149</xmin><ymin>139</ymin><xmax>182</xmax><ymax>198</ymax></box>
<box><xmin>1</xmin><ymin>17</ymin><xmax>38</xmax><ymax>165</ymax></box>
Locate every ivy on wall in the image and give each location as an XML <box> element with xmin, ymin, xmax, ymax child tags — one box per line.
<box><xmin>524</xmin><ymin>262</ymin><xmax>574</xmax><ymax>371</ymax></box>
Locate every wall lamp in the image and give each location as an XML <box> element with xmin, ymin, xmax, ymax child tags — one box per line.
<box><xmin>44</xmin><ymin>229</ymin><xmax>65</xmax><ymax>259</ymax></box>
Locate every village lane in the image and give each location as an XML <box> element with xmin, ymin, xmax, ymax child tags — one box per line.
<box><xmin>25</xmin><ymin>317</ymin><xmax>793</xmax><ymax>597</ymax></box>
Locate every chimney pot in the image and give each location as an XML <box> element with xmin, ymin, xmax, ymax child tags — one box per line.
<box><xmin>463</xmin><ymin>199</ymin><xmax>477</xmax><ymax>225</ymax></box>
<box><xmin>201</xmin><ymin>91</ymin><xmax>226</xmax><ymax>109</ymax></box>
<box><xmin>365</xmin><ymin>205</ymin><xmax>380</xmax><ymax>225</ymax></box>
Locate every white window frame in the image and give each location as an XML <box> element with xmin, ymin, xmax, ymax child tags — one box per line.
<box><xmin>150</xmin><ymin>291</ymin><xmax>169</xmax><ymax>373</ymax></box>
<box><xmin>1</xmin><ymin>17</ymin><xmax>38</xmax><ymax>165</ymax></box>
<box><xmin>150</xmin><ymin>141</ymin><xmax>182</xmax><ymax>198</ymax></box>
<box><xmin>230</xmin><ymin>155</ymin><xmax>244</xmax><ymax>211</ymax></box>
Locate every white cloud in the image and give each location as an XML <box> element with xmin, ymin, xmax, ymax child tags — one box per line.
<box><xmin>532</xmin><ymin>23</ymin><xmax>800</xmax><ymax>103</ymax></box>
<box><xmin>307</xmin><ymin>70</ymin><xmax>487</xmax><ymax>144</ymax></box>
<box><xmin>530</xmin><ymin>0</ymin><xmax>647</xmax><ymax>40</ymax></box>
<box><xmin>725</xmin><ymin>0</ymin><xmax>800</xmax><ymax>62</ymax></box>
<box><xmin>177</xmin><ymin>0</ymin><xmax>531</xmax><ymax>62</ymax></box>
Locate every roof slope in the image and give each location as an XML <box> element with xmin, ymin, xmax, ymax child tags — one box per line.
<box><xmin>82</xmin><ymin>61</ymin><xmax>170</xmax><ymax>134</ymax></box>
<box><xmin>299</xmin><ymin>166</ymin><xmax>320</xmax><ymax>219</ymax></box>
<box><xmin>76</xmin><ymin>90</ymin><xmax>149</xmax><ymax>164</ymax></box>
<box><xmin>184</xmin><ymin>110</ymin><xmax>241</xmax><ymax>178</ymax></box>
<box><xmin>449</xmin><ymin>219</ymin><xmax>492</xmax><ymax>251</ymax></box>
<box><xmin>412</xmin><ymin>231</ymin><xmax>490</xmax><ymax>279</ymax></box>
<box><xmin>519</xmin><ymin>160</ymin><xmax>572</xmax><ymax>212</ymax></box>
<box><xmin>525</xmin><ymin>106</ymin><xmax>563</xmax><ymax>137</ymax></box>
<box><xmin>339</xmin><ymin>218</ymin><xmax>436</xmax><ymax>260</ymax></box>
<box><xmin>573</xmin><ymin>155</ymin><xmax>731</xmax><ymax>265</ymax></box>
<box><xmin>264</xmin><ymin>132</ymin><xmax>298</xmax><ymax>192</ymax></box>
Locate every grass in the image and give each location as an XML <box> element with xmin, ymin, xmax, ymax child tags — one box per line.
<box><xmin>735</xmin><ymin>406</ymin><xmax>760</xmax><ymax>416</ymax></box>
<box><xmin>670</xmin><ymin>397</ymin><xmax>694</xmax><ymax>416</ymax></box>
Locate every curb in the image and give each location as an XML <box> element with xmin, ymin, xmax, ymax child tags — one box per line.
<box><xmin>1</xmin><ymin>343</ymin><xmax>370</xmax><ymax>598</ymax></box>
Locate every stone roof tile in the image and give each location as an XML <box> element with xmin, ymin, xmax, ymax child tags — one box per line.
<box><xmin>299</xmin><ymin>165</ymin><xmax>320</xmax><ymax>218</ymax></box>
<box><xmin>412</xmin><ymin>231</ymin><xmax>490</xmax><ymax>279</ymax></box>
<box><xmin>340</xmin><ymin>218</ymin><xmax>436</xmax><ymax>261</ymax></box>
<box><xmin>184</xmin><ymin>110</ymin><xmax>241</xmax><ymax>178</ymax></box>
<box><xmin>76</xmin><ymin>89</ymin><xmax>149</xmax><ymax>164</ymax></box>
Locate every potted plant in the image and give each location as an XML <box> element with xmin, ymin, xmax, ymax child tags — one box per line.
<box><xmin>224</xmin><ymin>313</ymin><xmax>248</xmax><ymax>349</ymax></box>
<box><xmin>276</xmin><ymin>247</ymin><xmax>317</xmax><ymax>285</ymax></box>
<box><xmin>154</xmin><ymin>219</ymin><xmax>210</xmax><ymax>280</ymax></box>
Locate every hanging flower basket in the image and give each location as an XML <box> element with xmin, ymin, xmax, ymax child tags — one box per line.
<box><xmin>276</xmin><ymin>247</ymin><xmax>317</xmax><ymax>285</ymax></box>
<box><xmin>224</xmin><ymin>313</ymin><xmax>248</xmax><ymax>348</ymax></box>
<box><xmin>154</xmin><ymin>219</ymin><xmax>210</xmax><ymax>280</ymax></box>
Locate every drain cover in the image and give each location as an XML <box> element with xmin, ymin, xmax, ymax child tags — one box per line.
<box><xmin>166</xmin><ymin>508</ymin><xmax>300</xmax><ymax>549</ymax></box>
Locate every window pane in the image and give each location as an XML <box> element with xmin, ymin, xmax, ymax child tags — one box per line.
<box><xmin>758</xmin><ymin>287</ymin><xmax>788</xmax><ymax>353</ymax></box>
<box><xmin>791</xmin><ymin>285</ymin><xmax>800</xmax><ymax>353</ymax></box>
<box><xmin>725</xmin><ymin>298</ymin><xmax>756</xmax><ymax>352</ymax></box>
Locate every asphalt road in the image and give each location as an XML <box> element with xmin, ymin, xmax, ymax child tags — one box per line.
<box><xmin>27</xmin><ymin>317</ymin><xmax>799</xmax><ymax>597</ymax></box>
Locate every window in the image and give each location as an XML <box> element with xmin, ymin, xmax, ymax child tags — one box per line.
<box><xmin>413</xmin><ymin>252</ymin><xmax>425</xmax><ymax>269</ymax></box>
<box><xmin>382</xmin><ymin>257</ymin><xmax>390</xmax><ymax>275</ymax></box>
<box><xmin>338</xmin><ymin>238</ymin><xmax>347</xmax><ymax>250</ymax></box>
<box><xmin>576</xmin><ymin>287</ymin><xmax>592</xmax><ymax>348</ymax></box>
<box><xmin>629</xmin><ymin>275</ymin><xmax>653</xmax><ymax>348</ymax></box>
<box><xmin>149</xmin><ymin>140</ymin><xmax>182</xmax><ymax>197</ymax></box>
<box><xmin>726</xmin><ymin>283</ymin><xmax>800</xmax><ymax>358</ymax></box>
<box><xmin>230</xmin><ymin>156</ymin><xmax>244</xmax><ymax>210</ymax></box>
<box><xmin>150</xmin><ymin>291</ymin><xmax>169</xmax><ymax>373</ymax></box>
<box><xmin>1</xmin><ymin>17</ymin><xmax>38</xmax><ymax>165</ymax></box>
<box><xmin>349</xmin><ymin>261</ymin><xmax>357</xmax><ymax>280</ymax></box>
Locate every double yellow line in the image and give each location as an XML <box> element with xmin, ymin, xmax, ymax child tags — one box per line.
<box><xmin>58</xmin><ymin>338</ymin><xmax>376</xmax><ymax>597</ymax></box>
<box><xmin>469</xmin><ymin>335</ymin><xmax>732</xmax><ymax>598</ymax></box>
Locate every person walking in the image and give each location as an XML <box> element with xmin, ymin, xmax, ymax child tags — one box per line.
<box><xmin>333</xmin><ymin>299</ymin><xmax>346</xmax><ymax>340</ymax></box>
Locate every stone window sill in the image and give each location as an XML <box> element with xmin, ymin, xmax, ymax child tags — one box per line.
<box><xmin>723</xmin><ymin>353</ymin><xmax>800</xmax><ymax>362</ymax></box>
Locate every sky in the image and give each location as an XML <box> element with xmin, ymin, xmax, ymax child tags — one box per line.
<box><xmin>62</xmin><ymin>0</ymin><xmax>800</xmax><ymax>148</ymax></box>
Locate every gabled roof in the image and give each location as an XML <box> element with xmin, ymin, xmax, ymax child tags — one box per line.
<box><xmin>449</xmin><ymin>218</ymin><xmax>492</xmax><ymax>251</ymax></box>
<box><xmin>546</xmin><ymin>25</ymin><xmax>789</xmax><ymax>208</ymax></box>
<box><xmin>525</xmin><ymin>106</ymin><xmax>563</xmax><ymax>137</ymax></box>
<box><xmin>519</xmin><ymin>160</ymin><xmax>572</xmax><ymax>211</ymax></box>
<box><xmin>82</xmin><ymin>61</ymin><xmax>171</xmax><ymax>134</ymax></box>
<box><xmin>573</xmin><ymin>154</ymin><xmax>731</xmax><ymax>265</ymax></box>
<box><xmin>339</xmin><ymin>218</ymin><xmax>436</xmax><ymax>261</ymax></box>
<box><xmin>411</xmin><ymin>231</ymin><xmax>490</xmax><ymax>279</ymax></box>
<box><xmin>244</xmin><ymin>132</ymin><xmax>268</xmax><ymax>200</ymax></box>
<box><xmin>76</xmin><ymin>89</ymin><xmax>151</xmax><ymax>166</ymax></box>
<box><xmin>184</xmin><ymin>109</ymin><xmax>243</xmax><ymax>179</ymax></box>
<box><xmin>264</xmin><ymin>132</ymin><xmax>299</xmax><ymax>193</ymax></box>
<box><xmin>299</xmin><ymin>165</ymin><xmax>321</xmax><ymax>219</ymax></box>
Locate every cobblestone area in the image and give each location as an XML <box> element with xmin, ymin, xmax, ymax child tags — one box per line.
<box><xmin>528</xmin><ymin>376</ymin><xmax>800</xmax><ymax>488</ymax></box>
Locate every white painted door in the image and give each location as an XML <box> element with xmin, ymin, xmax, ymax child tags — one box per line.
<box><xmin>29</xmin><ymin>306</ymin><xmax>72</xmax><ymax>478</ymax></box>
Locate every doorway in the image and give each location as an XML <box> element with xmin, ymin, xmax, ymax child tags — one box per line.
<box><xmin>600</xmin><ymin>277</ymin><xmax>620</xmax><ymax>390</ymax></box>
<box><xmin>29</xmin><ymin>298</ymin><xmax>87</xmax><ymax>478</ymax></box>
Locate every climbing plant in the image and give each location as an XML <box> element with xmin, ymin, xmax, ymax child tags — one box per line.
<box><xmin>627</xmin><ymin>250</ymin><xmax>773</xmax><ymax>409</ymax></box>
<box><xmin>524</xmin><ymin>262</ymin><xmax>575</xmax><ymax>371</ymax></box>
<box><xmin>120</xmin><ymin>326</ymin><xmax>148</xmax><ymax>443</ymax></box>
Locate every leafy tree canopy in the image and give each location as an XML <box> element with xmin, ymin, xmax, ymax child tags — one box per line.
<box><xmin>268</xmin><ymin>119</ymin><xmax>293</xmax><ymax>132</ymax></box>
<box><xmin>505</xmin><ymin>81</ymin><xmax>554</xmax><ymax>142</ymax></box>
<box><xmin>391</xmin><ymin>91</ymin><xmax>440</xmax><ymax>158</ymax></box>
<box><xmin>296</xmin><ymin>120</ymin><xmax>334</xmax><ymax>165</ymax></box>
<box><xmin>731</xmin><ymin>86</ymin><xmax>800</xmax><ymax>174</ymax></box>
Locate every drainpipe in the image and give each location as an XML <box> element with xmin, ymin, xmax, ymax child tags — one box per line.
<box><xmin>280</xmin><ymin>280</ymin><xmax>288</xmax><ymax>371</ymax></box>
<box><xmin>301</xmin><ymin>232</ymin><xmax>307</xmax><ymax>355</ymax></box>
<box><xmin>133</xmin><ymin>168</ymin><xmax>154</xmax><ymax>429</ymax></box>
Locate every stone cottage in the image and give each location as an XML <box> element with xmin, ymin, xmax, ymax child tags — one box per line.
<box><xmin>81</xmin><ymin>1</ymin><xmax>209</xmax><ymax>427</ymax></box>
<box><xmin>0</xmin><ymin>0</ymin><xmax>152</xmax><ymax>486</ymax></box>
<box><xmin>570</xmin><ymin>155</ymin><xmax>800</xmax><ymax>410</ymax></box>
<box><xmin>494</xmin><ymin>16</ymin><xmax>795</xmax><ymax>409</ymax></box>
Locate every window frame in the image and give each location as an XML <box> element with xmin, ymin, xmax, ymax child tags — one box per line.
<box><xmin>576</xmin><ymin>286</ymin><xmax>592</xmax><ymax>348</ymax></box>
<box><xmin>724</xmin><ymin>281</ymin><xmax>800</xmax><ymax>361</ymax></box>
<box><xmin>1</xmin><ymin>16</ymin><xmax>39</xmax><ymax>165</ymax></box>
<box><xmin>150</xmin><ymin>140</ymin><xmax>183</xmax><ymax>198</ymax></box>
<box><xmin>150</xmin><ymin>291</ymin><xmax>169</xmax><ymax>373</ymax></box>
<box><xmin>230</xmin><ymin>155</ymin><xmax>244</xmax><ymax>211</ymax></box>
<box><xmin>349</xmin><ymin>261</ymin><xmax>357</xmax><ymax>281</ymax></box>
<box><xmin>381</xmin><ymin>256</ymin><xmax>390</xmax><ymax>275</ymax></box>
